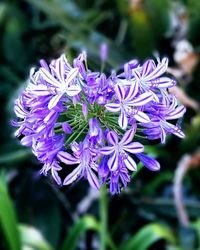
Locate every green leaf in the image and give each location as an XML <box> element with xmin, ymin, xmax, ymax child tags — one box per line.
<box><xmin>120</xmin><ymin>223</ymin><xmax>176</xmax><ymax>250</ymax></box>
<box><xmin>19</xmin><ymin>224</ymin><xmax>53</xmax><ymax>250</ymax></box>
<box><xmin>0</xmin><ymin>173</ymin><xmax>21</xmax><ymax>250</ymax></box>
<box><xmin>61</xmin><ymin>215</ymin><xmax>99</xmax><ymax>250</ymax></box>
<box><xmin>0</xmin><ymin>149</ymin><xmax>31</xmax><ymax>164</ymax></box>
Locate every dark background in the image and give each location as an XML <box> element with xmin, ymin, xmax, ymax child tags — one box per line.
<box><xmin>0</xmin><ymin>0</ymin><xmax>200</xmax><ymax>250</ymax></box>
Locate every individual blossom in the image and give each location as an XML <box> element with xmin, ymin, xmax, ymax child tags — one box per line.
<box><xmin>105</xmin><ymin>83</ymin><xmax>152</xmax><ymax>129</ymax></box>
<box><xmin>57</xmin><ymin>139</ymin><xmax>100</xmax><ymax>190</ymax></box>
<box><xmin>100</xmin><ymin>129</ymin><xmax>144</xmax><ymax>171</ymax></box>
<box><xmin>142</xmin><ymin>95</ymin><xmax>186</xmax><ymax>143</ymax></box>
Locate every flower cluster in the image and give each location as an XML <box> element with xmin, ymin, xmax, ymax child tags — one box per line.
<box><xmin>13</xmin><ymin>52</ymin><xmax>186</xmax><ymax>194</ymax></box>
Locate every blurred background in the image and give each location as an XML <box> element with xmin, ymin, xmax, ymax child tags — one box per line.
<box><xmin>0</xmin><ymin>0</ymin><xmax>200</xmax><ymax>249</ymax></box>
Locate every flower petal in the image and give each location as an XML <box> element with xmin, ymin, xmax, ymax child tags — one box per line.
<box><xmin>65</xmin><ymin>67</ymin><xmax>79</xmax><ymax>85</ymax></box>
<box><xmin>108</xmin><ymin>152</ymin><xmax>119</xmax><ymax>171</ymax></box>
<box><xmin>144</xmin><ymin>57</ymin><xmax>168</xmax><ymax>81</ymax></box>
<box><xmin>129</xmin><ymin>92</ymin><xmax>153</xmax><ymax>106</ymax></box>
<box><xmin>124</xmin><ymin>155</ymin><xmax>137</xmax><ymax>171</ymax></box>
<box><xmin>40</xmin><ymin>68</ymin><xmax>60</xmax><ymax>87</ymax></box>
<box><xmin>125</xmin><ymin>82</ymin><xmax>139</xmax><ymax>100</ymax></box>
<box><xmin>86</xmin><ymin>167</ymin><xmax>100</xmax><ymax>190</ymax></box>
<box><xmin>136</xmin><ymin>153</ymin><xmax>160</xmax><ymax>171</ymax></box>
<box><xmin>134</xmin><ymin>111</ymin><xmax>150</xmax><ymax>123</ymax></box>
<box><xmin>99</xmin><ymin>146</ymin><xmax>114</xmax><ymax>155</ymax></box>
<box><xmin>120</xmin><ymin>129</ymin><xmax>136</xmax><ymax>145</ymax></box>
<box><xmin>63</xmin><ymin>164</ymin><xmax>82</xmax><ymax>185</ymax></box>
<box><xmin>165</xmin><ymin>105</ymin><xmax>186</xmax><ymax>120</ymax></box>
<box><xmin>115</xmin><ymin>84</ymin><xmax>125</xmax><ymax>101</ymax></box>
<box><xmin>105</xmin><ymin>103</ymin><xmax>120</xmax><ymax>112</ymax></box>
<box><xmin>141</xmin><ymin>59</ymin><xmax>155</xmax><ymax>77</ymax></box>
<box><xmin>123</xmin><ymin>142</ymin><xmax>144</xmax><ymax>154</ymax></box>
<box><xmin>66</xmin><ymin>85</ymin><xmax>81</xmax><ymax>96</ymax></box>
<box><xmin>57</xmin><ymin>151</ymin><xmax>80</xmax><ymax>165</ymax></box>
<box><xmin>107</xmin><ymin>131</ymin><xmax>118</xmax><ymax>145</ymax></box>
<box><xmin>118</xmin><ymin>110</ymin><xmax>128</xmax><ymax>130</ymax></box>
<box><xmin>48</xmin><ymin>94</ymin><xmax>63</xmax><ymax>109</ymax></box>
<box><xmin>149</xmin><ymin>77</ymin><xmax>175</xmax><ymax>88</ymax></box>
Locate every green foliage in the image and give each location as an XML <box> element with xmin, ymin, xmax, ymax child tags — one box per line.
<box><xmin>120</xmin><ymin>223</ymin><xmax>176</xmax><ymax>250</ymax></box>
<box><xmin>0</xmin><ymin>173</ymin><xmax>21</xmax><ymax>250</ymax></box>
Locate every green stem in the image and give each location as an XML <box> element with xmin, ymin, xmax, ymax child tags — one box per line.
<box><xmin>99</xmin><ymin>185</ymin><xmax>108</xmax><ymax>250</ymax></box>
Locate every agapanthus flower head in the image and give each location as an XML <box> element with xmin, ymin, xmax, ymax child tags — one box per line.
<box><xmin>13</xmin><ymin>52</ymin><xmax>186</xmax><ymax>194</ymax></box>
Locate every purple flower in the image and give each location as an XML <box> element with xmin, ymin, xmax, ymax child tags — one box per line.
<box><xmin>134</xmin><ymin>57</ymin><xmax>175</xmax><ymax>92</ymax></box>
<box><xmin>100</xmin><ymin>129</ymin><xmax>144</xmax><ymax>171</ymax></box>
<box><xmin>57</xmin><ymin>139</ymin><xmax>100</xmax><ymax>189</ymax></box>
<box><xmin>136</xmin><ymin>153</ymin><xmax>160</xmax><ymax>171</ymax></box>
<box><xmin>142</xmin><ymin>96</ymin><xmax>186</xmax><ymax>143</ymax></box>
<box><xmin>105</xmin><ymin>84</ymin><xmax>152</xmax><ymax>129</ymax></box>
<box><xmin>13</xmin><ymin>52</ymin><xmax>186</xmax><ymax>193</ymax></box>
<box><xmin>40</xmin><ymin>60</ymin><xmax>81</xmax><ymax>109</ymax></box>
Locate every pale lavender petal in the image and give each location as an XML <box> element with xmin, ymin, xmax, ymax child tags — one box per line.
<box><xmin>115</xmin><ymin>84</ymin><xmax>125</xmax><ymax>101</ymax></box>
<box><xmin>21</xmin><ymin>135</ymin><xmax>33</xmax><ymax>146</ymax></box>
<box><xmin>107</xmin><ymin>131</ymin><xmax>118</xmax><ymax>145</ymax></box>
<box><xmin>128</xmin><ymin>92</ymin><xmax>153</xmax><ymax>106</ymax></box>
<box><xmin>99</xmin><ymin>146</ymin><xmax>114</xmax><ymax>155</ymax></box>
<box><xmin>118</xmin><ymin>110</ymin><xmax>128</xmax><ymax>130</ymax></box>
<box><xmin>48</xmin><ymin>94</ymin><xmax>63</xmax><ymax>109</ymax></box>
<box><xmin>108</xmin><ymin>152</ymin><xmax>119</xmax><ymax>171</ymax></box>
<box><xmin>65</xmin><ymin>67</ymin><xmax>79</xmax><ymax>85</ymax></box>
<box><xmin>66</xmin><ymin>85</ymin><xmax>81</xmax><ymax>97</ymax></box>
<box><xmin>51</xmin><ymin>168</ymin><xmax>62</xmax><ymax>185</ymax></box>
<box><xmin>86</xmin><ymin>167</ymin><xmax>100</xmax><ymax>190</ymax></box>
<box><xmin>82</xmin><ymin>101</ymin><xmax>88</xmax><ymax>117</ymax></box>
<box><xmin>125</xmin><ymin>82</ymin><xmax>139</xmax><ymax>100</ymax></box>
<box><xmin>62</xmin><ymin>122</ymin><xmax>72</xmax><ymax>134</ymax></box>
<box><xmin>123</xmin><ymin>142</ymin><xmax>144</xmax><ymax>154</ymax></box>
<box><xmin>144</xmin><ymin>57</ymin><xmax>168</xmax><ymax>81</ymax></box>
<box><xmin>134</xmin><ymin>111</ymin><xmax>150</xmax><ymax>123</ymax></box>
<box><xmin>63</xmin><ymin>165</ymin><xmax>82</xmax><ymax>185</ymax></box>
<box><xmin>40</xmin><ymin>68</ymin><xmax>60</xmax><ymax>87</ymax></box>
<box><xmin>124</xmin><ymin>155</ymin><xmax>137</xmax><ymax>171</ymax></box>
<box><xmin>160</xmin><ymin>127</ymin><xmax>166</xmax><ymax>144</ymax></box>
<box><xmin>120</xmin><ymin>129</ymin><xmax>135</xmax><ymax>145</ymax></box>
<box><xmin>105</xmin><ymin>103</ymin><xmax>120</xmax><ymax>112</ymax></box>
<box><xmin>28</xmin><ymin>83</ymin><xmax>53</xmax><ymax>96</ymax></box>
<box><xmin>149</xmin><ymin>77</ymin><xmax>175</xmax><ymax>88</ymax></box>
<box><xmin>165</xmin><ymin>105</ymin><xmax>186</xmax><ymax>120</ymax></box>
<box><xmin>55</xmin><ymin>57</ymin><xmax>65</xmax><ymax>82</ymax></box>
<box><xmin>57</xmin><ymin>151</ymin><xmax>80</xmax><ymax>165</ymax></box>
<box><xmin>141</xmin><ymin>60</ymin><xmax>155</xmax><ymax>77</ymax></box>
<box><xmin>136</xmin><ymin>153</ymin><xmax>160</xmax><ymax>171</ymax></box>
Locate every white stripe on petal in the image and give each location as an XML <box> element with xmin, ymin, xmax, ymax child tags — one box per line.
<box><xmin>63</xmin><ymin>165</ymin><xmax>82</xmax><ymax>185</ymax></box>
<box><xmin>120</xmin><ymin>129</ymin><xmax>135</xmax><ymax>145</ymax></box>
<box><xmin>105</xmin><ymin>103</ymin><xmax>120</xmax><ymax>112</ymax></box>
<box><xmin>107</xmin><ymin>131</ymin><xmax>118</xmax><ymax>145</ymax></box>
<box><xmin>40</xmin><ymin>68</ymin><xmax>60</xmax><ymax>87</ymax></box>
<box><xmin>124</xmin><ymin>155</ymin><xmax>137</xmax><ymax>171</ymax></box>
<box><xmin>129</xmin><ymin>92</ymin><xmax>153</xmax><ymax>106</ymax></box>
<box><xmin>108</xmin><ymin>152</ymin><xmax>119</xmax><ymax>171</ymax></box>
<box><xmin>118</xmin><ymin>110</ymin><xmax>128</xmax><ymax>130</ymax></box>
<box><xmin>86</xmin><ymin>167</ymin><xmax>100</xmax><ymax>190</ymax></box>
<box><xmin>115</xmin><ymin>84</ymin><xmax>125</xmax><ymax>101</ymax></box>
<box><xmin>65</xmin><ymin>67</ymin><xmax>79</xmax><ymax>85</ymax></box>
<box><xmin>57</xmin><ymin>151</ymin><xmax>80</xmax><ymax>165</ymax></box>
<box><xmin>48</xmin><ymin>94</ymin><xmax>63</xmax><ymax>109</ymax></box>
<box><xmin>99</xmin><ymin>146</ymin><xmax>114</xmax><ymax>155</ymax></box>
<box><xmin>66</xmin><ymin>85</ymin><xmax>81</xmax><ymax>96</ymax></box>
<box><xmin>123</xmin><ymin>142</ymin><xmax>144</xmax><ymax>154</ymax></box>
<box><xmin>125</xmin><ymin>82</ymin><xmax>139</xmax><ymax>100</ymax></box>
<box><xmin>134</xmin><ymin>111</ymin><xmax>150</xmax><ymax>123</ymax></box>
